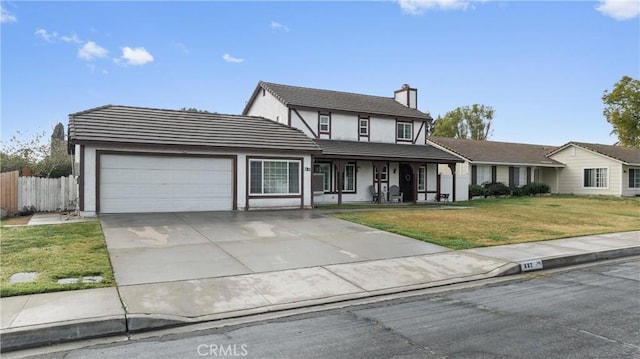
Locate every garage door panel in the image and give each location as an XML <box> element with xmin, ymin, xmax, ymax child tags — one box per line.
<box><xmin>100</xmin><ymin>154</ymin><xmax>233</xmax><ymax>213</ymax></box>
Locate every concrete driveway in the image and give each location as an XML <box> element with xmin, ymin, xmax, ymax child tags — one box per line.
<box><xmin>100</xmin><ymin>210</ymin><xmax>449</xmax><ymax>286</ymax></box>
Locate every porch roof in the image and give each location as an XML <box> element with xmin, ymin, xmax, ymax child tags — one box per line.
<box><xmin>314</xmin><ymin>139</ymin><xmax>462</xmax><ymax>163</ymax></box>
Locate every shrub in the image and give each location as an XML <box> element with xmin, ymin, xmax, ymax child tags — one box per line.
<box><xmin>510</xmin><ymin>185</ymin><xmax>524</xmax><ymax>197</ymax></box>
<box><xmin>469</xmin><ymin>184</ymin><xmax>486</xmax><ymax>197</ymax></box>
<box><xmin>483</xmin><ymin>182</ymin><xmax>511</xmax><ymax>197</ymax></box>
<box><xmin>522</xmin><ymin>182</ymin><xmax>550</xmax><ymax>196</ymax></box>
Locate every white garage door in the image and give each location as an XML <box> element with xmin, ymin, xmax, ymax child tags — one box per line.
<box><xmin>99</xmin><ymin>154</ymin><xmax>233</xmax><ymax>213</ymax></box>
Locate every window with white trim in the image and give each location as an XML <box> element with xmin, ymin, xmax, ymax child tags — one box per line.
<box><xmin>418</xmin><ymin>166</ymin><xmax>426</xmax><ymax>191</ymax></box>
<box><xmin>343</xmin><ymin>164</ymin><xmax>355</xmax><ymax>192</ymax></box>
<box><xmin>250</xmin><ymin>159</ymin><xmax>300</xmax><ymax>195</ymax></box>
<box><xmin>396</xmin><ymin>122</ymin><xmax>412</xmax><ymax>141</ymax></box>
<box><xmin>314</xmin><ymin>163</ymin><xmax>331</xmax><ymax>192</ymax></box>
<box><xmin>629</xmin><ymin>168</ymin><xmax>640</xmax><ymax>188</ymax></box>
<box><xmin>374</xmin><ymin>165</ymin><xmax>388</xmax><ymax>182</ymax></box>
<box><xmin>584</xmin><ymin>168</ymin><xmax>608</xmax><ymax>188</ymax></box>
<box><xmin>319</xmin><ymin>115</ymin><xmax>330</xmax><ymax>133</ymax></box>
<box><xmin>359</xmin><ymin>118</ymin><xmax>369</xmax><ymax>136</ymax></box>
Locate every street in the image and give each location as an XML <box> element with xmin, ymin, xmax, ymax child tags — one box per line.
<box><xmin>15</xmin><ymin>257</ymin><xmax>640</xmax><ymax>359</ymax></box>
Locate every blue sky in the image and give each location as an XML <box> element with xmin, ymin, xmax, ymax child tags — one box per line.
<box><xmin>1</xmin><ymin>1</ymin><xmax>639</xmax><ymax>147</ymax></box>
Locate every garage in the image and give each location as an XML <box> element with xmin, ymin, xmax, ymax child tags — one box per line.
<box><xmin>99</xmin><ymin>153</ymin><xmax>233</xmax><ymax>213</ymax></box>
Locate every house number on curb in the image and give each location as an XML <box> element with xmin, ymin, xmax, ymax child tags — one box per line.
<box><xmin>520</xmin><ymin>259</ymin><xmax>544</xmax><ymax>272</ymax></box>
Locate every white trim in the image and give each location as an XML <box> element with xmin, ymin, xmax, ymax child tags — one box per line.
<box><xmin>582</xmin><ymin>166</ymin><xmax>610</xmax><ymax>189</ymax></box>
<box><xmin>549</xmin><ymin>143</ymin><xmax>634</xmax><ymax>166</ymax></box>
<box><xmin>249</xmin><ymin>159</ymin><xmax>302</xmax><ymax>196</ymax></box>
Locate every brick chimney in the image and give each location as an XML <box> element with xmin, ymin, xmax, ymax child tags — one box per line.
<box><xmin>394</xmin><ymin>84</ymin><xmax>417</xmax><ymax>109</ymax></box>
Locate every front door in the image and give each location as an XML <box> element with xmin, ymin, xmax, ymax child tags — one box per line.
<box><xmin>399</xmin><ymin>164</ymin><xmax>414</xmax><ymax>202</ymax></box>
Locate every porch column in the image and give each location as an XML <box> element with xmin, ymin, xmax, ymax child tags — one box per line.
<box><xmin>373</xmin><ymin>161</ymin><xmax>386</xmax><ymax>203</ymax></box>
<box><xmin>409</xmin><ymin>163</ymin><xmax>420</xmax><ymax>204</ymax></box>
<box><xmin>448</xmin><ymin>163</ymin><xmax>457</xmax><ymax>202</ymax></box>
<box><xmin>334</xmin><ymin>160</ymin><xmax>346</xmax><ymax>205</ymax></box>
<box><xmin>436</xmin><ymin>173</ymin><xmax>441</xmax><ymax>202</ymax></box>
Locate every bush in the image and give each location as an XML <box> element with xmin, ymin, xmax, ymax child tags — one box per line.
<box><xmin>522</xmin><ymin>182</ymin><xmax>550</xmax><ymax>196</ymax></box>
<box><xmin>510</xmin><ymin>185</ymin><xmax>524</xmax><ymax>197</ymax></box>
<box><xmin>469</xmin><ymin>184</ymin><xmax>486</xmax><ymax>197</ymax></box>
<box><xmin>483</xmin><ymin>182</ymin><xmax>511</xmax><ymax>197</ymax></box>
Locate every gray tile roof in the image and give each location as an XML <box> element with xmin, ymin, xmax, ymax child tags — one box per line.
<box><xmin>68</xmin><ymin>105</ymin><xmax>321</xmax><ymax>153</ymax></box>
<box><xmin>244</xmin><ymin>81</ymin><xmax>433</xmax><ymax>120</ymax></box>
<box><xmin>555</xmin><ymin>142</ymin><xmax>640</xmax><ymax>165</ymax></box>
<box><xmin>428</xmin><ymin>137</ymin><xmax>563</xmax><ymax>167</ymax></box>
<box><xmin>315</xmin><ymin>139</ymin><xmax>462</xmax><ymax>163</ymax></box>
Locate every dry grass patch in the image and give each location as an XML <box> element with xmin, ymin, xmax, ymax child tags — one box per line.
<box><xmin>332</xmin><ymin>196</ymin><xmax>640</xmax><ymax>249</ymax></box>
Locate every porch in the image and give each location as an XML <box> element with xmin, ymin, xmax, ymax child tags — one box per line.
<box><xmin>311</xmin><ymin>140</ymin><xmax>465</xmax><ymax>206</ymax></box>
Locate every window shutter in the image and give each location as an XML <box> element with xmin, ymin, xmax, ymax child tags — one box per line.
<box><xmin>471</xmin><ymin>165</ymin><xmax>478</xmax><ymax>185</ymax></box>
<box><xmin>526</xmin><ymin>167</ymin><xmax>532</xmax><ymax>184</ymax></box>
<box><xmin>491</xmin><ymin>166</ymin><xmax>497</xmax><ymax>183</ymax></box>
<box><xmin>509</xmin><ymin>167</ymin><xmax>515</xmax><ymax>186</ymax></box>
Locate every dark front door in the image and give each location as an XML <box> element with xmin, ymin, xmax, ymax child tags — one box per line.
<box><xmin>399</xmin><ymin>164</ymin><xmax>414</xmax><ymax>202</ymax></box>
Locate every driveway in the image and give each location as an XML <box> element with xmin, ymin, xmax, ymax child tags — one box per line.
<box><xmin>100</xmin><ymin>210</ymin><xmax>449</xmax><ymax>286</ymax></box>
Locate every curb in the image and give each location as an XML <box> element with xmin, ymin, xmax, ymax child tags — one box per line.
<box><xmin>0</xmin><ymin>316</ymin><xmax>126</xmax><ymax>353</ymax></box>
<box><xmin>2</xmin><ymin>248</ymin><xmax>638</xmax><ymax>353</ymax></box>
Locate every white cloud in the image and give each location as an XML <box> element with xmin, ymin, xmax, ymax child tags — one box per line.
<box><xmin>596</xmin><ymin>0</ymin><xmax>640</xmax><ymax>20</ymax></box>
<box><xmin>35</xmin><ymin>28</ymin><xmax>58</xmax><ymax>42</ymax></box>
<box><xmin>397</xmin><ymin>0</ymin><xmax>470</xmax><ymax>14</ymax></box>
<box><xmin>78</xmin><ymin>41</ymin><xmax>108</xmax><ymax>60</ymax></box>
<box><xmin>222</xmin><ymin>53</ymin><xmax>244</xmax><ymax>63</ymax></box>
<box><xmin>60</xmin><ymin>34</ymin><xmax>82</xmax><ymax>44</ymax></box>
<box><xmin>271</xmin><ymin>21</ymin><xmax>290</xmax><ymax>32</ymax></box>
<box><xmin>1</xmin><ymin>6</ymin><xmax>16</xmax><ymax>23</ymax></box>
<box><xmin>120</xmin><ymin>46</ymin><xmax>154</xmax><ymax>66</ymax></box>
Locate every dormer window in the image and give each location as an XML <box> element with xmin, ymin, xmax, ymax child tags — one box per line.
<box><xmin>319</xmin><ymin>114</ymin><xmax>330</xmax><ymax>134</ymax></box>
<box><xmin>397</xmin><ymin>121</ymin><xmax>412</xmax><ymax>141</ymax></box>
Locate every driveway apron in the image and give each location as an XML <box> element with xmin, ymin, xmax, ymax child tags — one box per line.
<box><xmin>100</xmin><ymin>211</ymin><xmax>449</xmax><ymax>286</ymax></box>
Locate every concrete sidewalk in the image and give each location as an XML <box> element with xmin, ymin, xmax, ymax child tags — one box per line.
<box><xmin>1</xmin><ymin>231</ymin><xmax>638</xmax><ymax>352</ymax></box>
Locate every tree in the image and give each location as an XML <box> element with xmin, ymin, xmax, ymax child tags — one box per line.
<box><xmin>431</xmin><ymin>104</ymin><xmax>495</xmax><ymax>140</ymax></box>
<box><xmin>602</xmin><ymin>76</ymin><xmax>640</xmax><ymax>148</ymax></box>
<box><xmin>180</xmin><ymin>107</ymin><xmax>211</xmax><ymax>113</ymax></box>
<box><xmin>0</xmin><ymin>124</ymin><xmax>73</xmax><ymax>177</ymax></box>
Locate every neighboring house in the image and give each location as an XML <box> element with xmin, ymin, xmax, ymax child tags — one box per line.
<box><xmin>243</xmin><ymin>82</ymin><xmax>465</xmax><ymax>203</ymax></box>
<box><xmin>68</xmin><ymin>105</ymin><xmax>321</xmax><ymax>216</ymax></box>
<box><xmin>548</xmin><ymin>142</ymin><xmax>640</xmax><ymax>197</ymax></box>
<box><xmin>427</xmin><ymin>137</ymin><xmax>564</xmax><ymax>192</ymax></box>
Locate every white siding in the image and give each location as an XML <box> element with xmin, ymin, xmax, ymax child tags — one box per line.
<box><xmin>622</xmin><ymin>166</ymin><xmax>640</xmax><ymax>197</ymax></box>
<box><xmin>550</xmin><ymin>145</ymin><xmax>623</xmax><ymax>196</ymax></box>
<box><xmin>79</xmin><ymin>146</ymin><xmax>313</xmax><ymax>216</ymax></box>
<box><xmin>244</xmin><ymin>90</ymin><xmax>288</xmax><ymax>125</ymax></box>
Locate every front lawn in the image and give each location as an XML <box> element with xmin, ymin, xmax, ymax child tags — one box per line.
<box><xmin>0</xmin><ymin>222</ymin><xmax>115</xmax><ymax>297</ymax></box>
<box><xmin>332</xmin><ymin>196</ymin><xmax>640</xmax><ymax>250</ymax></box>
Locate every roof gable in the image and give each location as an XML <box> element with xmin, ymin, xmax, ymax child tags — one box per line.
<box><xmin>243</xmin><ymin>81</ymin><xmax>432</xmax><ymax>120</ymax></box>
<box><xmin>549</xmin><ymin>142</ymin><xmax>640</xmax><ymax>165</ymax></box>
<box><xmin>68</xmin><ymin>105</ymin><xmax>321</xmax><ymax>153</ymax></box>
<box><xmin>428</xmin><ymin>137</ymin><xmax>563</xmax><ymax>166</ymax></box>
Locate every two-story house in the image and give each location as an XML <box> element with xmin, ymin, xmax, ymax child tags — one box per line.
<box><xmin>243</xmin><ymin>81</ymin><xmax>464</xmax><ymax>204</ymax></box>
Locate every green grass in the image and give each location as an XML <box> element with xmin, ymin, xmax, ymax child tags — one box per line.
<box><xmin>332</xmin><ymin>196</ymin><xmax>640</xmax><ymax>250</ymax></box>
<box><xmin>0</xmin><ymin>222</ymin><xmax>115</xmax><ymax>297</ymax></box>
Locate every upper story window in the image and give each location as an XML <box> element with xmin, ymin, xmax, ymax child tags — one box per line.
<box><xmin>319</xmin><ymin>114</ymin><xmax>330</xmax><ymax>134</ymax></box>
<box><xmin>584</xmin><ymin>168</ymin><xmax>608</xmax><ymax>188</ymax></box>
<box><xmin>359</xmin><ymin>118</ymin><xmax>369</xmax><ymax>136</ymax></box>
<box><xmin>397</xmin><ymin>122</ymin><xmax>412</xmax><ymax>141</ymax></box>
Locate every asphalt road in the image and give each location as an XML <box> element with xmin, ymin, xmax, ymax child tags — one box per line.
<box><xmin>18</xmin><ymin>258</ymin><xmax>640</xmax><ymax>359</ymax></box>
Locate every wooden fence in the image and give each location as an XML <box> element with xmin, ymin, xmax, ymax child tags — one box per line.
<box><xmin>1</xmin><ymin>171</ymin><xmax>19</xmax><ymax>215</ymax></box>
<box><xmin>0</xmin><ymin>174</ymin><xmax>77</xmax><ymax>214</ymax></box>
